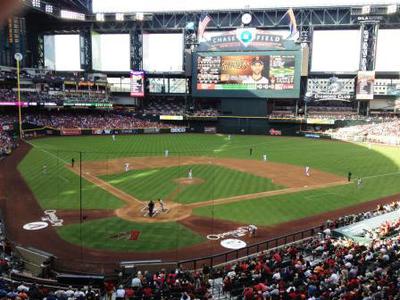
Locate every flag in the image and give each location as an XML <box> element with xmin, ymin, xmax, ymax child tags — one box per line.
<box><xmin>284</xmin><ymin>8</ymin><xmax>298</xmax><ymax>40</ymax></box>
<box><xmin>197</xmin><ymin>13</ymin><xmax>211</xmax><ymax>41</ymax></box>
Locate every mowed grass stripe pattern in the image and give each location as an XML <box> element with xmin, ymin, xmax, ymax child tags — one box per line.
<box><xmin>101</xmin><ymin>164</ymin><xmax>282</xmax><ymax>204</ymax></box>
<box><xmin>18</xmin><ymin>147</ymin><xmax>123</xmax><ymax>210</ymax></box>
<box><xmin>29</xmin><ymin>135</ymin><xmax>400</xmax><ymax>177</ymax></box>
<box><xmin>194</xmin><ymin>173</ymin><xmax>400</xmax><ymax>225</ymax></box>
<box><xmin>57</xmin><ymin>217</ymin><xmax>205</xmax><ymax>252</ymax></box>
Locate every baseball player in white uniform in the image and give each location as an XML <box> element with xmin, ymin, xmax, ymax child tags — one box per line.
<box><xmin>124</xmin><ymin>163</ymin><xmax>130</xmax><ymax>172</ymax></box>
<box><xmin>112</xmin><ymin>134</ymin><xmax>116</xmax><ymax>142</ymax></box>
<box><xmin>158</xmin><ymin>199</ymin><xmax>166</xmax><ymax>212</ymax></box>
<box><xmin>263</xmin><ymin>154</ymin><xmax>267</xmax><ymax>161</ymax></box>
<box><xmin>305</xmin><ymin>166</ymin><xmax>310</xmax><ymax>176</ymax></box>
<box><xmin>164</xmin><ymin>149</ymin><xmax>169</xmax><ymax>157</ymax></box>
<box><xmin>188</xmin><ymin>168</ymin><xmax>193</xmax><ymax>179</ymax></box>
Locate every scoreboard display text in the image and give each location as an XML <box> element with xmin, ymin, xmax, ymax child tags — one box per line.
<box><xmin>193</xmin><ymin>51</ymin><xmax>301</xmax><ymax>98</ymax></box>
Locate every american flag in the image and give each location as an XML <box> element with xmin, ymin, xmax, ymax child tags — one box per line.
<box><xmin>284</xmin><ymin>8</ymin><xmax>298</xmax><ymax>40</ymax></box>
<box><xmin>197</xmin><ymin>13</ymin><xmax>211</xmax><ymax>40</ymax></box>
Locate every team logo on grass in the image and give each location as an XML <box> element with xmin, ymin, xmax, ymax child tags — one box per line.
<box><xmin>220</xmin><ymin>239</ymin><xmax>247</xmax><ymax>250</ymax></box>
<box><xmin>41</xmin><ymin>210</ymin><xmax>63</xmax><ymax>227</ymax></box>
<box><xmin>206</xmin><ymin>225</ymin><xmax>257</xmax><ymax>240</ymax></box>
<box><xmin>23</xmin><ymin>222</ymin><xmax>48</xmax><ymax>231</ymax></box>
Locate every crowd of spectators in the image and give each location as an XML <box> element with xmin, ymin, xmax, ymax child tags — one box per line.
<box><xmin>143</xmin><ymin>99</ymin><xmax>185</xmax><ymax>116</ymax></box>
<box><xmin>0</xmin><ymin>278</ymin><xmax>101</xmax><ymax>300</ymax></box>
<box><xmin>0</xmin><ymin>88</ymin><xmax>109</xmax><ymax>105</ymax></box>
<box><xmin>326</xmin><ymin>119</ymin><xmax>400</xmax><ymax>145</ymax></box>
<box><xmin>22</xmin><ymin>112</ymin><xmax>173</xmax><ymax>129</ymax></box>
<box><xmin>190</xmin><ymin>108</ymin><xmax>219</xmax><ymax>117</ymax></box>
<box><xmin>212</xmin><ymin>201</ymin><xmax>400</xmax><ymax>299</ymax></box>
<box><xmin>0</xmin><ymin>116</ymin><xmax>17</xmax><ymax>157</ymax></box>
<box><xmin>142</xmin><ymin>99</ymin><xmax>219</xmax><ymax>117</ymax></box>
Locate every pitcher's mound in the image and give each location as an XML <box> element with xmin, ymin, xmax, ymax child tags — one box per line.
<box><xmin>174</xmin><ymin>177</ymin><xmax>205</xmax><ymax>185</ymax></box>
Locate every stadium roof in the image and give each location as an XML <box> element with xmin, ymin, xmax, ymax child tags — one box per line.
<box><xmin>93</xmin><ymin>0</ymin><xmax>400</xmax><ymax>13</ymax></box>
<box><xmin>48</xmin><ymin>0</ymin><xmax>91</xmax><ymax>13</ymax></box>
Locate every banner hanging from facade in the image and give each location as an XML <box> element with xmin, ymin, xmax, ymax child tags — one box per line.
<box><xmin>356</xmin><ymin>71</ymin><xmax>375</xmax><ymax>100</ymax></box>
<box><xmin>130</xmin><ymin>71</ymin><xmax>145</xmax><ymax>97</ymax></box>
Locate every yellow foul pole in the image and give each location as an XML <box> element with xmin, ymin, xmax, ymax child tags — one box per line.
<box><xmin>16</xmin><ymin>58</ymin><xmax>23</xmax><ymax>139</ymax></box>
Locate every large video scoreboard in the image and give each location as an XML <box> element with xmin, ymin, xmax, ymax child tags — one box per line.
<box><xmin>193</xmin><ymin>51</ymin><xmax>301</xmax><ymax>98</ymax></box>
<box><xmin>192</xmin><ymin>29</ymin><xmax>302</xmax><ymax>98</ymax></box>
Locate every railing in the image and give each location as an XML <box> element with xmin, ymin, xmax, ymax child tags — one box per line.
<box><xmin>178</xmin><ymin>224</ymin><xmax>325</xmax><ymax>271</ymax></box>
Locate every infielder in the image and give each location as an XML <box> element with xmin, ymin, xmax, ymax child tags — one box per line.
<box><xmin>158</xmin><ymin>198</ymin><xmax>166</xmax><ymax>212</ymax></box>
<box><xmin>305</xmin><ymin>166</ymin><xmax>310</xmax><ymax>176</ymax></box>
<box><xmin>164</xmin><ymin>149</ymin><xmax>169</xmax><ymax>157</ymax></box>
<box><xmin>263</xmin><ymin>154</ymin><xmax>267</xmax><ymax>161</ymax></box>
<box><xmin>188</xmin><ymin>168</ymin><xmax>193</xmax><ymax>180</ymax></box>
<box><xmin>124</xmin><ymin>163</ymin><xmax>130</xmax><ymax>172</ymax></box>
<box><xmin>357</xmin><ymin>177</ymin><xmax>362</xmax><ymax>188</ymax></box>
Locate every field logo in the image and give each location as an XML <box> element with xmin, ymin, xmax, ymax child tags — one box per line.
<box><xmin>110</xmin><ymin>230</ymin><xmax>141</xmax><ymax>241</ymax></box>
<box><xmin>23</xmin><ymin>222</ymin><xmax>48</xmax><ymax>231</ymax></box>
<box><xmin>220</xmin><ymin>239</ymin><xmax>247</xmax><ymax>250</ymax></box>
<box><xmin>236</xmin><ymin>28</ymin><xmax>255</xmax><ymax>47</ymax></box>
<box><xmin>41</xmin><ymin>210</ymin><xmax>63</xmax><ymax>227</ymax></box>
<box><xmin>207</xmin><ymin>225</ymin><xmax>257</xmax><ymax>240</ymax></box>
<box><xmin>269</xmin><ymin>128</ymin><xmax>282</xmax><ymax>136</ymax></box>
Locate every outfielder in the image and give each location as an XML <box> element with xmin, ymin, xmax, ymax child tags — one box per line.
<box><xmin>112</xmin><ymin>134</ymin><xmax>116</xmax><ymax>142</ymax></box>
<box><xmin>164</xmin><ymin>149</ymin><xmax>169</xmax><ymax>157</ymax></box>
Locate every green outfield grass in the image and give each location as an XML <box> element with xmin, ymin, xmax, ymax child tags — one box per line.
<box><xmin>100</xmin><ymin>164</ymin><xmax>282</xmax><ymax>204</ymax></box>
<box><xmin>18</xmin><ymin>147</ymin><xmax>124</xmax><ymax>210</ymax></box>
<box><xmin>57</xmin><ymin>217</ymin><xmax>205</xmax><ymax>252</ymax></box>
<box><xmin>194</xmin><ymin>172</ymin><xmax>400</xmax><ymax>225</ymax></box>
<box><xmin>18</xmin><ymin>134</ymin><xmax>400</xmax><ymax>252</ymax></box>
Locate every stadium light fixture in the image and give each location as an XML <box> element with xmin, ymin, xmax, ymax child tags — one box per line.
<box><xmin>45</xmin><ymin>4</ymin><xmax>53</xmax><ymax>14</ymax></box>
<box><xmin>96</xmin><ymin>13</ymin><xmax>105</xmax><ymax>22</ymax></box>
<box><xmin>361</xmin><ymin>5</ymin><xmax>371</xmax><ymax>15</ymax></box>
<box><xmin>60</xmin><ymin>10</ymin><xmax>86</xmax><ymax>21</ymax></box>
<box><xmin>32</xmin><ymin>0</ymin><xmax>40</xmax><ymax>8</ymax></box>
<box><xmin>135</xmin><ymin>12</ymin><xmax>145</xmax><ymax>21</ymax></box>
<box><xmin>387</xmin><ymin>4</ymin><xmax>397</xmax><ymax>14</ymax></box>
<box><xmin>115</xmin><ymin>13</ymin><xmax>124</xmax><ymax>21</ymax></box>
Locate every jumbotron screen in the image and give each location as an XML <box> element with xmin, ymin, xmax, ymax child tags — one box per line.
<box><xmin>193</xmin><ymin>52</ymin><xmax>301</xmax><ymax>98</ymax></box>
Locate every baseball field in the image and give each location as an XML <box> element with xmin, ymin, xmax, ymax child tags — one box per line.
<box><xmin>3</xmin><ymin>134</ymin><xmax>400</xmax><ymax>267</ymax></box>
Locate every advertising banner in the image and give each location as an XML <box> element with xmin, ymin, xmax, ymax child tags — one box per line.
<box><xmin>60</xmin><ymin>129</ymin><xmax>81</xmax><ymax>136</ymax></box>
<box><xmin>198</xmin><ymin>28</ymin><xmax>288</xmax><ymax>52</ymax></box>
<box><xmin>160</xmin><ymin>115</ymin><xmax>184</xmax><ymax>120</ymax></box>
<box><xmin>204</xmin><ymin>127</ymin><xmax>217</xmax><ymax>133</ymax></box>
<box><xmin>356</xmin><ymin>71</ymin><xmax>375</xmax><ymax>100</ymax></box>
<box><xmin>170</xmin><ymin>127</ymin><xmax>186</xmax><ymax>133</ymax></box>
<box><xmin>307</xmin><ymin>77</ymin><xmax>355</xmax><ymax>101</ymax></box>
<box><xmin>143</xmin><ymin>128</ymin><xmax>160</xmax><ymax>134</ymax></box>
<box><xmin>130</xmin><ymin>71</ymin><xmax>145</xmax><ymax>97</ymax></box>
<box><xmin>306</xmin><ymin>118</ymin><xmax>335</xmax><ymax>125</ymax></box>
